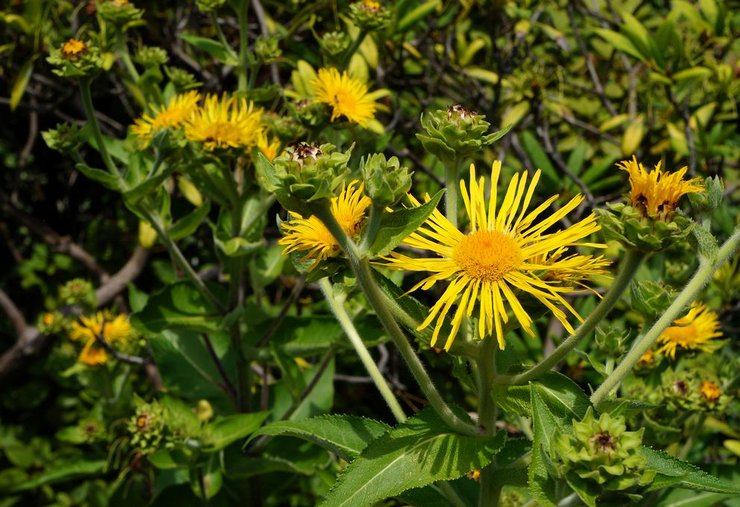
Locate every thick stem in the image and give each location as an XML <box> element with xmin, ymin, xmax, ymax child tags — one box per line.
<box><xmin>444</xmin><ymin>157</ymin><xmax>461</xmax><ymax>228</ymax></box>
<box><xmin>311</xmin><ymin>204</ymin><xmax>479</xmax><ymax>436</ymax></box>
<box><xmin>590</xmin><ymin>229</ymin><xmax>740</xmax><ymax>407</ymax></box>
<box><xmin>359</xmin><ymin>204</ymin><xmax>383</xmax><ymax>254</ymax></box>
<box><xmin>340</xmin><ymin>30</ymin><xmax>367</xmax><ymax>70</ymax></box>
<box><xmin>319</xmin><ymin>279</ymin><xmax>407</xmax><ymax>422</ymax></box>
<box><xmin>236</xmin><ymin>0</ymin><xmax>251</xmax><ymax>93</ymax></box>
<box><xmin>79</xmin><ymin>79</ymin><xmax>118</xmax><ymax>176</ymax></box>
<box><xmin>496</xmin><ymin>249</ymin><xmax>642</xmax><ymax>386</ymax></box>
<box><xmin>477</xmin><ymin>337</ymin><xmax>500</xmax><ymax>507</ymax></box>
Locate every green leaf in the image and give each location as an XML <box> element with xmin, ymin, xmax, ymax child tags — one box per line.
<box><xmin>519</xmin><ymin>131</ymin><xmax>558</xmax><ymax>185</ymax></box>
<box><xmin>528</xmin><ymin>386</ymin><xmax>564</xmax><ymax>507</ymax></box>
<box><xmin>10</xmin><ymin>57</ymin><xmax>35</xmax><ymax>111</ymax></box>
<box><xmin>167</xmin><ymin>201</ymin><xmax>211</xmax><ymax>241</ymax></box>
<box><xmin>495</xmin><ymin>372</ymin><xmax>590</xmax><ymax>422</ymax></box>
<box><xmin>619</xmin><ymin>11</ymin><xmax>660</xmax><ymax>64</ymax></box>
<box><xmin>123</xmin><ymin>165</ymin><xmax>175</xmax><ymax>205</ymax></box>
<box><xmin>11</xmin><ymin>459</ymin><xmax>106</xmax><ymax>491</ymax></box>
<box><xmin>248</xmin><ymin>415</ymin><xmax>391</xmax><ymax>461</ymax></box>
<box><xmin>592</xmin><ymin>28</ymin><xmax>646</xmax><ymax>62</ymax></box>
<box><xmin>181</xmin><ymin>34</ymin><xmax>239</xmax><ymax>65</ymax></box>
<box><xmin>369</xmin><ymin>190</ymin><xmax>444</xmax><ymax>257</ymax></box>
<box><xmin>202</xmin><ymin>412</ymin><xmax>270</xmax><ymax>452</ymax></box>
<box><xmin>644</xmin><ymin>448</ymin><xmax>740</xmax><ymax>494</ymax></box>
<box><xmin>75</xmin><ymin>163</ymin><xmax>122</xmax><ymax>191</ymax></box>
<box><xmin>131</xmin><ymin>282</ymin><xmax>222</xmax><ymax>334</ymax></box>
<box><xmin>397</xmin><ymin>0</ymin><xmax>440</xmax><ymax>32</ymax></box>
<box><xmin>320</xmin><ymin>408</ymin><xmax>505</xmax><ymax>507</ymax></box>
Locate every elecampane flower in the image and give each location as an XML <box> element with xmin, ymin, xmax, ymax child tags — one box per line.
<box><xmin>384</xmin><ymin>162</ymin><xmax>608</xmax><ymax>351</ymax></box>
<box><xmin>131</xmin><ymin>91</ymin><xmax>202</xmax><ymax>146</ymax></box>
<box><xmin>185</xmin><ymin>94</ymin><xmax>263</xmax><ymax>150</ymax></box>
<box><xmin>279</xmin><ymin>181</ymin><xmax>371</xmax><ymax>268</ymax></box>
<box><xmin>657</xmin><ymin>303</ymin><xmax>722</xmax><ymax>359</ymax></box>
<box><xmin>69</xmin><ymin>312</ymin><xmax>134</xmax><ymax>366</ymax></box>
<box><xmin>618</xmin><ymin>156</ymin><xmax>703</xmax><ymax>219</ymax></box>
<box><xmin>312</xmin><ymin>68</ymin><xmax>377</xmax><ymax>127</ymax></box>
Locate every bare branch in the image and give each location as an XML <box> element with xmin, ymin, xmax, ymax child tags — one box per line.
<box><xmin>0</xmin><ymin>289</ymin><xmax>27</xmax><ymax>335</ymax></box>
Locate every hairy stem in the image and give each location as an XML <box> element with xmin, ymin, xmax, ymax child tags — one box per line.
<box><xmin>236</xmin><ymin>0</ymin><xmax>251</xmax><ymax>92</ymax></box>
<box><xmin>477</xmin><ymin>337</ymin><xmax>500</xmax><ymax>507</ymax></box>
<box><xmin>79</xmin><ymin>79</ymin><xmax>118</xmax><ymax>176</ymax></box>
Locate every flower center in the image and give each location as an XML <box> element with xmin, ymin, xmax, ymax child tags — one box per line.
<box><xmin>453</xmin><ymin>230</ymin><xmax>522</xmax><ymax>282</ymax></box>
<box><xmin>590</xmin><ymin>432</ymin><xmax>616</xmax><ymax>454</ymax></box>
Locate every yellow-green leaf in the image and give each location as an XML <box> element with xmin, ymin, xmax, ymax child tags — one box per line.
<box><xmin>10</xmin><ymin>57</ymin><xmax>35</xmax><ymax>111</ymax></box>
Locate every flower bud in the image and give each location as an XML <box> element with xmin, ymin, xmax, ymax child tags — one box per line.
<box><xmin>255</xmin><ymin>35</ymin><xmax>282</xmax><ymax>64</ymax></box>
<box><xmin>97</xmin><ymin>0</ymin><xmax>144</xmax><ymax>29</ymax></box>
<box><xmin>165</xmin><ymin>66</ymin><xmax>201</xmax><ymax>92</ymax></box>
<box><xmin>630</xmin><ymin>280</ymin><xmax>675</xmax><ymax>321</ymax></box>
<box><xmin>128</xmin><ymin>398</ymin><xmax>166</xmax><ymax>452</ymax></box>
<box><xmin>38</xmin><ymin>311</ymin><xmax>65</xmax><ymax>335</ymax></box>
<box><xmin>349</xmin><ymin>0</ymin><xmax>391</xmax><ymax>31</ymax></box>
<box><xmin>593</xmin><ymin>326</ymin><xmax>628</xmax><ymax>359</ymax></box>
<box><xmin>138</xmin><ymin>220</ymin><xmax>158</xmax><ymax>249</ymax></box>
<box><xmin>289</xmin><ymin>98</ymin><xmax>331</xmax><ymax>128</ymax></box>
<box><xmin>320</xmin><ymin>31</ymin><xmax>351</xmax><ymax>57</ymax></box>
<box><xmin>596</xmin><ymin>203</ymin><xmax>694</xmax><ymax>252</ymax></box>
<box><xmin>135</xmin><ymin>46</ymin><xmax>168</xmax><ymax>67</ymax></box>
<box><xmin>196</xmin><ymin>399</ymin><xmax>214</xmax><ymax>422</ymax></box>
<box><xmin>416</xmin><ymin>106</ymin><xmax>507</xmax><ymax>163</ymax></box>
<box><xmin>551</xmin><ymin>408</ymin><xmax>655</xmax><ymax>501</ymax></box>
<box><xmin>59</xmin><ymin>279</ymin><xmax>97</xmax><ymax>309</ymax></box>
<box><xmin>47</xmin><ymin>39</ymin><xmax>103</xmax><ymax>79</ymax></box>
<box><xmin>42</xmin><ymin>123</ymin><xmax>84</xmax><ymax>154</ymax></box>
<box><xmin>687</xmin><ymin>176</ymin><xmax>724</xmax><ymax>215</ymax></box>
<box><xmin>256</xmin><ymin>142</ymin><xmax>351</xmax><ymax>215</ymax></box>
<box><xmin>360</xmin><ymin>153</ymin><xmax>412</xmax><ymax>207</ymax></box>
<box><xmin>196</xmin><ymin>0</ymin><xmax>226</xmax><ymax>13</ymax></box>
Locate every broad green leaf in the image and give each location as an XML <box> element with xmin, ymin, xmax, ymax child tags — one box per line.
<box><xmin>657</xmin><ymin>488</ymin><xmax>737</xmax><ymax>507</ymax></box>
<box><xmin>644</xmin><ymin>448</ymin><xmax>740</xmax><ymax>494</ymax></box>
<box><xmin>248</xmin><ymin>415</ymin><xmax>391</xmax><ymax>461</ymax></box>
<box><xmin>397</xmin><ymin>0</ymin><xmax>440</xmax><ymax>32</ymax></box>
<box><xmin>369</xmin><ymin>190</ymin><xmax>444</xmax><ymax>257</ymax></box>
<box><xmin>271</xmin><ymin>358</ymin><xmax>335</xmax><ymax>421</ymax></box>
<box><xmin>528</xmin><ymin>386</ymin><xmax>564</xmax><ymax>507</ymax></box>
<box><xmin>463</xmin><ymin>67</ymin><xmax>499</xmax><ymax>86</ymax></box>
<box><xmin>224</xmin><ymin>440</ymin><xmax>325</xmax><ymax>478</ymax></box>
<box><xmin>520</xmin><ymin>131</ymin><xmax>558</xmax><ymax>185</ymax></box>
<box><xmin>622</xmin><ymin>115</ymin><xmax>645</xmax><ymax>155</ymax></box>
<box><xmin>495</xmin><ymin>372</ymin><xmax>590</xmax><ymax>422</ymax></box>
<box><xmin>593</xmin><ymin>28</ymin><xmax>646</xmax><ymax>61</ymax></box>
<box><xmin>167</xmin><ymin>201</ymin><xmax>212</xmax><ymax>241</ymax></box>
<box><xmin>619</xmin><ymin>11</ymin><xmax>660</xmax><ymax>64</ymax></box>
<box><xmin>123</xmin><ymin>165</ymin><xmax>175</xmax><ymax>204</ymax></box>
<box><xmin>501</xmin><ymin>102</ymin><xmax>530</xmax><ymax>129</ymax></box>
<box><xmin>263</xmin><ymin>315</ymin><xmax>345</xmax><ymax>356</ymax></box>
<box><xmin>566</xmin><ymin>143</ymin><xmax>588</xmax><ymax>176</ymax></box>
<box><xmin>11</xmin><ymin>459</ymin><xmax>106</xmax><ymax>491</ymax></box>
<box><xmin>598</xmin><ymin>398</ymin><xmax>660</xmax><ymax>417</ymax></box>
<box><xmin>202</xmin><ymin>412</ymin><xmax>270</xmax><ymax>452</ymax></box>
<box><xmin>181</xmin><ymin>34</ymin><xmax>238</xmax><ymax>65</ymax></box>
<box><xmin>75</xmin><ymin>163</ymin><xmax>122</xmax><ymax>191</ymax></box>
<box><xmin>132</xmin><ymin>282</ymin><xmax>222</xmax><ymax>334</ymax></box>
<box><xmin>672</xmin><ymin>66</ymin><xmax>711</xmax><ymax>83</ymax></box>
<box><xmin>10</xmin><ymin>57</ymin><xmax>35</xmax><ymax>111</ymax></box>
<box><xmin>320</xmin><ymin>408</ymin><xmax>505</xmax><ymax>507</ymax></box>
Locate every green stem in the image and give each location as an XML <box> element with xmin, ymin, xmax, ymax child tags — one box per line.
<box><xmin>444</xmin><ymin>156</ymin><xmax>461</xmax><ymax>228</ymax></box>
<box><xmin>496</xmin><ymin>249</ymin><xmax>643</xmax><ymax>386</ymax></box>
<box><xmin>591</xmin><ymin>229</ymin><xmax>740</xmax><ymax>407</ymax></box>
<box><xmin>236</xmin><ymin>0</ymin><xmax>251</xmax><ymax>93</ymax></box>
<box><xmin>311</xmin><ymin>204</ymin><xmax>479</xmax><ymax>436</ymax></box>
<box><xmin>359</xmin><ymin>204</ymin><xmax>383</xmax><ymax>254</ymax></box>
<box><xmin>319</xmin><ymin>278</ymin><xmax>407</xmax><ymax>422</ymax></box>
<box><xmin>116</xmin><ymin>31</ymin><xmax>140</xmax><ymax>82</ymax></box>
<box><xmin>477</xmin><ymin>337</ymin><xmax>500</xmax><ymax>507</ymax></box>
<box><xmin>79</xmin><ymin>79</ymin><xmax>118</xmax><ymax>175</ymax></box>
<box><xmin>340</xmin><ymin>30</ymin><xmax>367</xmax><ymax>70</ymax></box>
<box><xmin>141</xmin><ymin>206</ymin><xmax>226</xmax><ymax>312</ymax></box>
<box><xmin>678</xmin><ymin>413</ymin><xmax>706</xmax><ymax>460</ymax></box>
<box><xmin>436</xmin><ymin>482</ymin><xmax>468</xmax><ymax>507</ymax></box>
<box><xmin>210</xmin><ymin>12</ymin><xmax>236</xmax><ymax>58</ymax></box>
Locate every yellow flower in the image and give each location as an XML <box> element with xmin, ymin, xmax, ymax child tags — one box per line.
<box><xmin>312</xmin><ymin>68</ymin><xmax>378</xmax><ymax>127</ymax></box>
<box><xmin>279</xmin><ymin>181</ymin><xmax>371</xmax><ymax>268</ymax></box>
<box><xmin>256</xmin><ymin>130</ymin><xmax>281</xmax><ymax>161</ymax></box>
<box><xmin>69</xmin><ymin>312</ymin><xmax>134</xmax><ymax>366</ymax></box>
<box><xmin>617</xmin><ymin>156</ymin><xmax>703</xmax><ymax>219</ymax></box>
<box><xmin>185</xmin><ymin>94</ymin><xmax>263</xmax><ymax>150</ymax></box>
<box><xmin>61</xmin><ymin>38</ymin><xmax>87</xmax><ymax>58</ymax></box>
<box><xmin>637</xmin><ymin>349</ymin><xmax>654</xmax><ymax>367</ymax></box>
<box><xmin>131</xmin><ymin>91</ymin><xmax>201</xmax><ymax>146</ymax></box>
<box><xmin>383</xmin><ymin>162</ymin><xmax>608</xmax><ymax>351</ymax></box>
<box><xmin>657</xmin><ymin>303</ymin><xmax>723</xmax><ymax>359</ymax></box>
<box><xmin>699</xmin><ymin>380</ymin><xmax>721</xmax><ymax>403</ymax></box>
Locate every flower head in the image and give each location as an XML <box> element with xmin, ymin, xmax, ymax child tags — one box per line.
<box><xmin>699</xmin><ymin>380</ymin><xmax>721</xmax><ymax>403</ymax></box>
<box><xmin>131</xmin><ymin>91</ymin><xmax>201</xmax><ymax>146</ymax></box>
<box><xmin>657</xmin><ymin>303</ymin><xmax>723</xmax><ymax>359</ymax></box>
<box><xmin>618</xmin><ymin>156</ymin><xmax>703</xmax><ymax>220</ymax></box>
<box><xmin>256</xmin><ymin>130</ymin><xmax>281</xmax><ymax>161</ymax></box>
<box><xmin>383</xmin><ymin>162</ymin><xmax>608</xmax><ymax>350</ymax></box>
<box><xmin>61</xmin><ymin>38</ymin><xmax>87</xmax><ymax>59</ymax></box>
<box><xmin>69</xmin><ymin>312</ymin><xmax>134</xmax><ymax>366</ymax></box>
<box><xmin>185</xmin><ymin>94</ymin><xmax>263</xmax><ymax>150</ymax></box>
<box><xmin>279</xmin><ymin>181</ymin><xmax>371</xmax><ymax>268</ymax></box>
<box><xmin>312</xmin><ymin>68</ymin><xmax>377</xmax><ymax>127</ymax></box>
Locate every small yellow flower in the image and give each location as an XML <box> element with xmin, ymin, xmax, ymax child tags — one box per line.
<box><xmin>69</xmin><ymin>312</ymin><xmax>134</xmax><ymax>366</ymax></box>
<box><xmin>383</xmin><ymin>162</ymin><xmax>608</xmax><ymax>350</ymax></box>
<box><xmin>618</xmin><ymin>156</ymin><xmax>703</xmax><ymax>219</ymax></box>
<box><xmin>131</xmin><ymin>91</ymin><xmax>201</xmax><ymax>146</ymax></box>
<box><xmin>279</xmin><ymin>181</ymin><xmax>371</xmax><ymax>268</ymax></box>
<box><xmin>637</xmin><ymin>349</ymin><xmax>654</xmax><ymax>367</ymax></box>
<box><xmin>312</xmin><ymin>68</ymin><xmax>378</xmax><ymax>127</ymax></box>
<box><xmin>699</xmin><ymin>380</ymin><xmax>721</xmax><ymax>403</ymax></box>
<box><xmin>256</xmin><ymin>130</ymin><xmax>281</xmax><ymax>161</ymax></box>
<box><xmin>657</xmin><ymin>303</ymin><xmax>723</xmax><ymax>359</ymax></box>
<box><xmin>185</xmin><ymin>94</ymin><xmax>263</xmax><ymax>150</ymax></box>
<box><xmin>42</xmin><ymin>313</ymin><xmax>56</xmax><ymax>328</ymax></box>
<box><xmin>61</xmin><ymin>38</ymin><xmax>88</xmax><ymax>59</ymax></box>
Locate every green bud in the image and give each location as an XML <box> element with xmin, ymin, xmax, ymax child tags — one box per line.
<box><xmin>551</xmin><ymin>408</ymin><xmax>655</xmax><ymax>502</ymax></box>
<box><xmin>128</xmin><ymin>398</ymin><xmax>166</xmax><ymax>452</ymax></box>
<box><xmin>416</xmin><ymin>105</ymin><xmax>508</xmax><ymax>163</ymax></box>
<box><xmin>661</xmin><ymin>369</ymin><xmax>702</xmax><ymax>412</ymax></box>
<box><xmin>47</xmin><ymin>39</ymin><xmax>104</xmax><ymax>79</ymax></box>
<box><xmin>289</xmin><ymin>98</ymin><xmax>331</xmax><ymax>128</ymax></box>
<box><xmin>59</xmin><ymin>279</ymin><xmax>97</xmax><ymax>309</ymax></box>
<box><xmin>593</xmin><ymin>326</ymin><xmax>628</xmax><ymax>359</ymax></box>
<box><xmin>349</xmin><ymin>0</ymin><xmax>392</xmax><ymax>31</ymax></box>
<box><xmin>360</xmin><ymin>153</ymin><xmax>412</xmax><ymax>207</ymax></box>
<box><xmin>97</xmin><ymin>0</ymin><xmax>144</xmax><ymax>29</ymax></box>
<box><xmin>320</xmin><ymin>31</ymin><xmax>351</xmax><ymax>57</ymax></box>
<box><xmin>135</xmin><ymin>46</ymin><xmax>168</xmax><ymax>67</ymax></box>
<box><xmin>262</xmin><ymin>112</ymin><xmax>306</xmax><ymax>143</ymax></box>
<box><xmin>42</xmin><ymin>123</ymin><xmax>84</xmax><ymax>154</ymax></box>
<box><xmin>38</xmin><ymin>311</ymin><xmax>65</xmax><ymax>335</ymax></box>
<box><xmin>256</xmin><ymin>142</ymin><xmax>352</xmax><ymax>215</ymax></box>
<box><xmin>255</xmin><ymin>35</ymin><xmax>282</xmax><ymax>64</ymax></box>
<box><xmin>687</xmin><ymin>176</ymin><xmax>723</xmax><ymax>214</ymax></box>
<box><xmin>596</xmin><ymin>203</ymin><xmax>695</xmax><ymax>252</ymax></box>
<box><xmin>196</xmin><ymin>400</ymin><xmax>214</xmax><ymax>422</ymax></box>
<box><xmin>630</xmin><ymin>280</ymin><xmax>675</xmax><ymax>320</ymax></box>
<box><xmin>196</xmin><ymin>0</ymin><xmax>226</xmax><ymax>12</ymax></box>
<box><xmin>165</xmin><ymin>66</ymin><xmax>201</xmax><ymax>91</ymax></box>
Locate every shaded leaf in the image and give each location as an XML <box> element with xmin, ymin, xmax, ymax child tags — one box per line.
<box><xmin>369</xmin><ymin>190</ymin><xmax>444</xmax><ymax>257</ymax></box>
